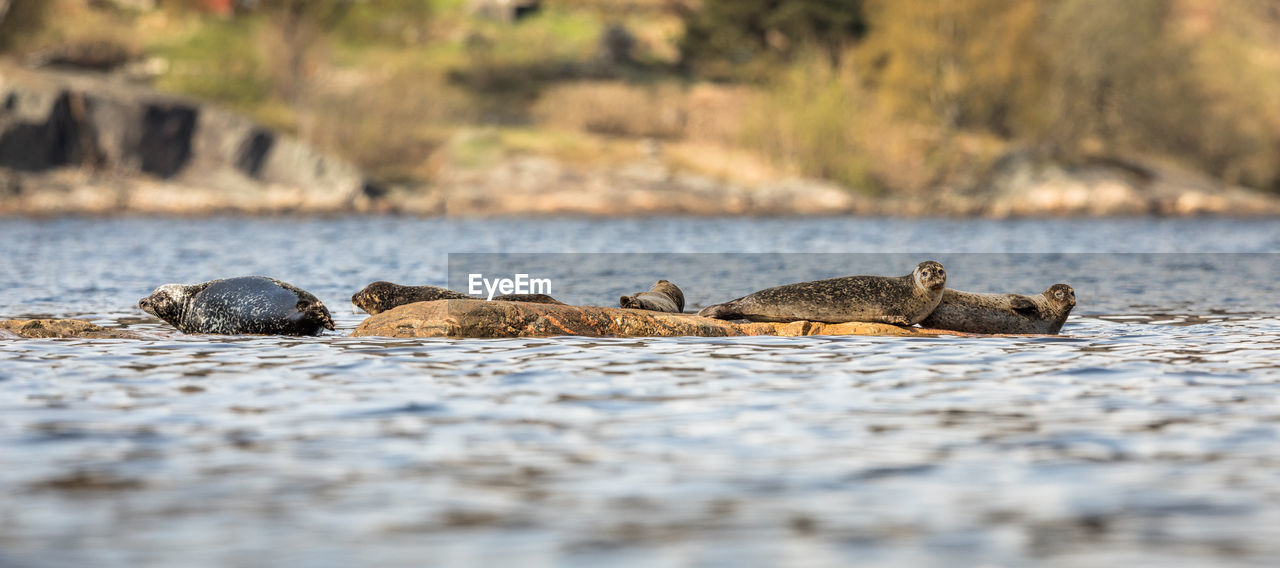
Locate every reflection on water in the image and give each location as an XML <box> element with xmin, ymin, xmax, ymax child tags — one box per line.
<box><xmin>1</xmin><ymin>217</ymin><xmax>1279</xmax><ymax>567</ymax></box>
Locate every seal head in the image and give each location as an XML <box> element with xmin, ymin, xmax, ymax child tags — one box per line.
<box><xmin>138</xmin><ymin>284</ymin><xmax>188</xmax><ymax>324</ymax></box>
<box><xmin>620</xmin><ymin>280</ymin><xmax>685</xmax><ymax>313</ymax></box>
<box><xmin>913</xmin><ymin>260</ymin><xmax>947</xmax><ymax>293</ymax></box>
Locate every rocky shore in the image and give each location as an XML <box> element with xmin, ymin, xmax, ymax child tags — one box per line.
<box><xmin>4</xmin><ymin>66</ymin><xmax>1279</xmax><ymax>218</ymax></box>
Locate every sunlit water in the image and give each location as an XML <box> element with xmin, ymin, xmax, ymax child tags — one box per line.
<box><xmin>1</xmin><ymin>217</ymin><xmax>1278</xmax><ymax>567</ymax></box>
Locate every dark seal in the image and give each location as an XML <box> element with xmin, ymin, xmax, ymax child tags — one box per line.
<box><xmin>919</xmin><ymin>283</ymin><xmax>1076</xmax><ymax>335</ymax></box>
<box><xmin>619</xmin><ymin>280</ymin><xmax>685</xmax><ymax>313</ymax></box>
<box><xmin>697</xmin><ymin>261</ymin><xmax>947</xmax><ymax>325</ymax></box>
<box><xmin>139</xmin><ymin>276</ymin><xmax>335</xmax><ymax>336</ymax></box>
<box><xmin>352</xmin><ymin>281</ymin><xmax>565</xmax><ymax>315</ymax></box>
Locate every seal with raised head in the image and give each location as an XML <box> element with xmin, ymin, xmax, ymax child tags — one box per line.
<box><xmin>697</xmin><ymin>261</ymin><xmax>947</xmax><ymax>325</ymax></box>
<box><xmin>352</xmin><ymin>281</ymin><xmax>566</xmax><ymax>315</ymax></box>
<box><xmin>139</xmin><ymin>276</ymin><xmax>334</xmax><ymax>335</ymax></box>
<box><xmin>352</xmin><ymin>281</ymin><xmax>471</xmax><ymax>315</ymax></box>
<box><xmin>619</xmin><ymin>280</ymin><xmax>685</xmax><ymax>313</ymax></box>
<box><xmin>919</xmin><ymin>283</ymin><xmax>1076</xmax><ymax>335</ymax></box>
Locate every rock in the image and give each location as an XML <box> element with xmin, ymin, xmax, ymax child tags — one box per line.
<box><xmin>0</xmin><ymin>319</ymin><xmax>142</xmax><ymax>339</ymax></box>
<box><xmin>0</xmin><ymin>65</ymin><xmax>370</xmax><ymax>215</ymax></box>
<box><xmin>351</xmin><ymin>299</ymin><xmax>970</xmax><ymax>339</ymax></box>
<box><xmin>974</xmin><ymin>151</ymin><xmax>1280</xmax><ymax>217</ymax></box>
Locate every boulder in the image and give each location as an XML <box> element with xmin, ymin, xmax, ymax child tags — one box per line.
<box><xmin>351</xmin><ymin>299</ymin><xmax>967</xmax><ymax>339</ymax></box>
<box><xmin>0</xmin><ymin>318</ymin><xmax>142</xmax><ymax>339</ymax></box>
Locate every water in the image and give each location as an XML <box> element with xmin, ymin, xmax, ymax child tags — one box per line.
<box><xmin>1</xmin><ymin>217</ymin><xmax>1278</xmax><ymax>567</ymax></box>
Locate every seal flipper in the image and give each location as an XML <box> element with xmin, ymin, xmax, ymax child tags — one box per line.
<box><xmin>295</xmin><ymin>300</ymin><xmax>336</xmax><ymax>332</ymax></box>
<box><xmin>874</xmin><ymin>314</ymin><xmax>913</xmax><ymax>327</ymax></box>
<box><xmin>1009</xmin><ymin>295</ymin><xmax>1040</xmax><ymax>317</ymax></box>
<box><xmin>620</xmin><ymin>295</ymin><xmax>636</xmax><ymax>309</ymax></box>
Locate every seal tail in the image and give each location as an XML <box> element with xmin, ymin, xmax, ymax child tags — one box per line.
<box><xmin>697</xmin><ymin>302</ymin><xmax>739</xmax><ymax>320</ymax></box>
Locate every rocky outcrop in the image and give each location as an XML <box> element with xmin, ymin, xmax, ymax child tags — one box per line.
<box><xmin>0</xmin><ymin>318</ymin><xmax>142</xmax><ymax>339</ymax></box>
<box><xmin>427</xmin><ymin>153</ymin><xmax>869</xmax><ymax>216</ymax></box>
<box><xmin>964</xmin><ymin>152</ymin><xmax>1280</xmax><ymax>217</ymax></box>
<box><xmin>0</xmin><ymin>65</ymin><xmax>374</xmax><ymax>215</ymax></box>
<box><xmin>350</xmin><ymin>299</ymin><xmax>969</xmax><ymax>338</ymax></box>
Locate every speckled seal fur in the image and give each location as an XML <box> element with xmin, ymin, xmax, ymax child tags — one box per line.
<box><xmin>352</xmin><ymin>281</ymin><xmax>565</xmax><ymax>315</ymax></box>
<box><xmin>139</xmin><ymin>276</ymin><xmax>334</xmax><ymax>335</ymax></box>
<box><xmin>698</xmin><ymin>261</ymin><xmax>947</xmax><ymax>325</ymax></box>
<box><xmin>490</xmin><ymin>294</ymin><xmax>565</xmax><ymax>305</ymax></box>
<box><xmin>620</xmin><ymin>280</ymin><xmax>685</xmax><ymax>313</ymax></box>
<box><xmin>919</xmin><ymin>284</ymin><xmax>1076</xmax><ymax>335</ymax></box>
<box><xmin>352</xmin><ymin>281</ymin><xmax>471</xmax><ymax>315</ymax></box>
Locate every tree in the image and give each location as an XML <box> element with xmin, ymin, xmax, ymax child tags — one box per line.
<box><xmin>0</xmin><ymin>0</ymin><xmax>51</xmax><ymax>52</ymax></box>
<box><xmin>679</xmin><ymin>0</ymin><xmax>868</xmax><ymax>79</ymax></box>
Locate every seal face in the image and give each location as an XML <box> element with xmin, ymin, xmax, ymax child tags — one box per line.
<box><xmin>919</xmin><ymin>283</ymin><xmax>1076</xmax><ymax>335</ymax></box>
<box><xmin>139</xmin><ymin>276</ymin><xmax>335</xmax><ymax>335</ymax></box>
<box><xmin>619</xmin><ymin>280</ymin><xmax>685</xmax><ymax>313</ymax></box>
<box><xmin>697</xmin><ymin>261</ymin><xmax>946</xmax><ymax>325</ymax></box>
<box><xmin>352</xmin><ymin>281</ymin><xmax>471</xmax><ymax>315</ymax></box>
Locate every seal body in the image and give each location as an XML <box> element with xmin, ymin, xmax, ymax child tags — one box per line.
<box><xmin>353</xmin><ymin>281</ymin><xmax>565</xmax><ymax>314</ymax></box>
<box><xmin>139</xmin><ymin>276</ymin><xmax>335</xmax><ymax>335</ymax></box>
<box><xmin>919</xmin><ymin>284</ymin><xmax>1076</xmax><ymax>335</ymax></box>
<box><xmin>620</xmin><ymin>280</ymin><xmax>685</xmax><ymax>313</ymax></box>
<box><xmin>492</xmin><ymin>294</ymin><xmax>565</xmax><ymax>304</ymax></box>
<box><xmin>352</xmin><ymin>281</ymin><xmax>472</xmax><ymax>315</ymax></box>
<box><xmin>697</xmin><ymin>261</ymin><xmax>947</xmax><ymax>325</ymax></box>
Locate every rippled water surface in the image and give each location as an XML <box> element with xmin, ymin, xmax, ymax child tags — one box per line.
<box><xmin>1</xmin><ymin>217</ymin><xmax>1278</xmax><ymax>567</ymax></box>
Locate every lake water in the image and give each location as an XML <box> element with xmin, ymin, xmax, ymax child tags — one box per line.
<box><xmin>1</xmin><ymin>217</ymin><xmax>1278</xmax><ymax>567</ymax></box>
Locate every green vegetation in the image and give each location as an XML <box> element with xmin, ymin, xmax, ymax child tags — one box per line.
<box><xmin>5</xmin><ymin>0</ymin><xmax>1280</xmax><ymax>195</ymax></box>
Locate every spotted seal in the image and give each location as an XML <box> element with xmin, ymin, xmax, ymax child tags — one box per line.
<box><xmin>352</xmin><ymin>281</ymin><xmax>565</xmax><ymax>315</ymax></box>
<box><xmin>619</xmin><ymin>280</ymin><xmax>685</xmax><ymax>313</ymax></box>
<box><xmin>491</xmin><ymin>294</ymin><xmax>566</xmax><ymax>305</ymax></box>
<box><xmin>919</xmin><ymin>283</ymin><xmax>1076</xmax><ymax>335</ymax></box>
<box><xmin>352</xmin><ymin>281</ymin><xmax>471</xmax><ymax>315</ymax></box>
<box><xmin>139</xmin><ymin>276</ymin><xmax>334</xmax><ymax>335</ymax></box>
<box><xmin>697</xmin><ymin>261</ymin><xmax>947</xmax><ymax>325</ymax></box>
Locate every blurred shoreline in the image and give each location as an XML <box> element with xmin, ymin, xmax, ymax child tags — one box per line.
<box><xmin>3</xmin><ymin>65</ymin><xmax>1279</xmax><ymax>218</ymax></box>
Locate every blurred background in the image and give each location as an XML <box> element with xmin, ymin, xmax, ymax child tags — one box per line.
<box><xmin>2</xmin><ymin>0</ymin><xmax>1279</xmax><ymax>216</ymax></box>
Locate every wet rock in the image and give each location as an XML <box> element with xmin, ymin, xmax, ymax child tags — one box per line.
<box><xmin>351</xmin><ymin>299</ymin><xmax>963</xmax><ymax>339</ymax></box>
<box><xmin>0</xmin><ymin>318</ymin><xmax>142</xmax><ymax>339</ymax></box>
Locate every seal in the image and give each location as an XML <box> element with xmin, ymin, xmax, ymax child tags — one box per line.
<box><xmin>697</xmin><ymin>260</ymin><xmax>947</xmax><ymax>325</ymax></box>
<box><xmin>139</xmin><ymin>276</ymin><xmax>335</xmax><ymax>335</ymax></box>
<box><xmin>491</xmin><ymin>294</ymin><xmax>565</xmax><ymax>305</ymax></box>
<box><xmin>919</xmin><ymin>283</ymin><xmax>1076</xmax><ymax>335</ymax></box>
<box><xmin>619</xmin><ymin>280</ymin><xmax>685</xmax><ymax>313</ymax></box>
<box><xmin>352</xmin><ymin>281</ymin><xmax>470</xmax><ymax>315</ymax></box>
<box><xmin>352</xmin><ymin>281</ymin><xmax>566</xmax><ymax>315</ymax></box>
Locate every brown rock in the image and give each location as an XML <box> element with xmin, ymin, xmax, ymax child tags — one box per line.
<box><xmin>351</xmin><ymin>299</ymin><xmax>968</xmax><ymax>339</ymax></box>
<box><xmin>0</xmin><ymin>319</ymin><xmax>142</xmax><ymax>339</ymax></box>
